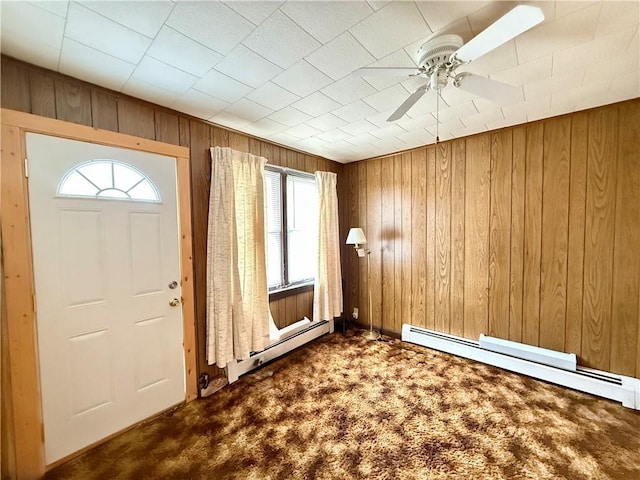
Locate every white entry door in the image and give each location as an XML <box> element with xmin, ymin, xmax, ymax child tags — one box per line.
<box><xmin>27</xmin><ymin>133</ymin><xmax>186</xmax><ymax>465</ymax></box>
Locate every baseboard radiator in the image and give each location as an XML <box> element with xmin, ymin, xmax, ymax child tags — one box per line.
<box><xmin>402</xmin><ymin>324</ymin><xmax>640</xmax><ymax>410</ymax></box>
<box><xmin>226</xmin><ymin>319</ymin><xmax>332</xmax><ymax>383</ymax></box>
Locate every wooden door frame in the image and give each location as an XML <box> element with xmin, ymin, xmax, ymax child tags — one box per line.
<box><xmin>1</xmin><ymin>109</ymin><xmax>198</xmax><ymax>479</ymax></box>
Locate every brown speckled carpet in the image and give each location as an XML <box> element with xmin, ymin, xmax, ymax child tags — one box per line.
<box><xmin>47</xmin><ymin>331</ymin><xmax>640</xmax><ymax>480</ymax></box>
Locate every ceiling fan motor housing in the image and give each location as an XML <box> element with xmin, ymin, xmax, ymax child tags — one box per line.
<box><xmin>417</xmin><ymin>34</ymin><xmax>464</xmax><ymax>71</ymax></box>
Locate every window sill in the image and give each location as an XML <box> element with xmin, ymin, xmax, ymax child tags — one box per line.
<box><xmin>269</xmin><ymin>282</ymin><xmax>314</xmax><ymax>301</ymax></box>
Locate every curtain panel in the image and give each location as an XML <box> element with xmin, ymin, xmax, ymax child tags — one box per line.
<box><xmin>206</xmin><ymin>147</ymin><xmax>270</xmax><ymax>367</ymax></box>
<box><xmin>313</xmin><ymin>171</ymin><xmax>343</xmax><ymax>322</ymax></box>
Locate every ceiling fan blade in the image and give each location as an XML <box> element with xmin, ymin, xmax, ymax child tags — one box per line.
<box><xmin>454</xmin><ymin>73</ymin><xmax>523</xmax><ymax>105</ymax></box>
<box><xmin>387</xmin><ymin>84</ymin><xmax>429</xmax><ymax>122</ymax></box>
<box><xmin>453</xmin><ymin>5</ymin><xmax>544</xmax><ymax>63</ymax></box>
<box><xmin>352</xmin><ymin>67</ymin><xmax>419</xmax><ymax>78</ymax></box>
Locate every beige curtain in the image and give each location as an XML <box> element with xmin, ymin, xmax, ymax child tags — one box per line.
<box><xmin>207</xmin><ymin>147</ymin><xmax>270</xmax><ymax>367</ymax></box>
<box><xmin>313</xmin><ymin>171</ymin><xmax>343</xmax><ymax>321</ymax></box>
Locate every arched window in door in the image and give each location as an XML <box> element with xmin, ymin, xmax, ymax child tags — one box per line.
<box><xmin>58</xmin><ymin>160</ymin><xmax>160</xmax><ymax>202</ymax></box>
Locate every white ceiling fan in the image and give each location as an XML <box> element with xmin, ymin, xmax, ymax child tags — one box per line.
<box><xmin>353</xmin><ymin>5</ymin><xmax>545</xmax><ymax>123</ymax></box>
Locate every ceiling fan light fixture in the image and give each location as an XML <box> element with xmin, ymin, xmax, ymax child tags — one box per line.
<box><xmin>430</xmin><ymin>68</ymin><xmax>448</xmax><ymax>91</ymax></box>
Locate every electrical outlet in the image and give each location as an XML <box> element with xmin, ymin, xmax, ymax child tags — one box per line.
<box><xmin>353</xmin><ymin>307</ymin><xmax>359</xmax><ymax>320</ymax></box>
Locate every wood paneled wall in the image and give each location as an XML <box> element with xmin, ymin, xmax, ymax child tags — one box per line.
<box><xmin>271</xmin><ymin>290</ymin><xmax>314</xmax><ymax>330</ymax></box>
<box><xmin>0</xmin><ymin>56</ymin><xmax>341</xmax><ymax>384</ymax></box>
<box><xmin>341</xmin><ymin>99</ymin><xmax>640</xmax><ymax>377</ymax></box>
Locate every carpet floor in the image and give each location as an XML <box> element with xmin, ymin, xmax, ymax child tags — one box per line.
<box><xmin>47</xmin><ymin>331</ymin><xmax>640</xmax><ymax>480</ymax></box>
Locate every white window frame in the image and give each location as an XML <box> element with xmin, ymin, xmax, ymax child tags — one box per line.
<box><xmin>57</xmin><ymin>159</ymin><xmax>161</xmax><ymax>202</ymax></box>
<box><xmin>265</xmin><ymin>165</ymin><xmax>317</xmax><ymax>293</ymax></box>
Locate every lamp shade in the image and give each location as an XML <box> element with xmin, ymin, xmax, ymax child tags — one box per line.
<box><xmin>346</xmin><ymin>227</ymin><xmax>367</xmax><ymax>245</ymax></box>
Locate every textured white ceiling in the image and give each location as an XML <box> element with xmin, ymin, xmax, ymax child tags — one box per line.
<box><xmin>1</xmin><ymin>1</ymin><xmax>638</xmax><ymax>163</ymax></box>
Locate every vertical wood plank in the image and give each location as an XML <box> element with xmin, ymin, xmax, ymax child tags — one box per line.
<box><xmin>400</xmin><ymin>152</ymin><xmax>413</xmax><ymax>329</ymax></box>
<box><xmin>289</xmin><ymin>151</ymin><xmax>298</xmax><ymax>170</ymax></box>
<box><xmin>261</xmin><ymin>142</ymin><xmax>273</xmax><ymax>165</ymax></box>
<box><xmin>337</xmin><ymin>163</ymin><xmax>348</xmax><ymax>316</ymax></box>
<box><xmin>55</xmin><ymin>78</ymin><xmax>92</xmax><ymax>126</ymax></box>
<box><xmin>509</xmin><ymin>127</ymin><xmax>526</xmax><ymax>343</ymax></box>
<box><xmin>393</xmin><ymin>155</ymin><xmax>403</xmax><ymax>333</ymax></box>
<box><xmin>179</xmin><ymin>117</ymin><xmax>191</xmax><ymax>147</ymax></box>
<box><xmin>91</xmin><ymin>90</ymin><xmax>118</xmax><ymax>132</ymax></box>
<box><xmin>582</xmin><ymin>107</ymin><xmax>618</xmax><ymax>370</ymax></box>
<box><xmin>0</xmin><ymin>60</ymin><xmax>31</xmax><ymax>112</ymax></box>
<box><xmin>338</xmin><ymin>164</ymin><xmax>358</xmax><ymax>318</ymax></box>
<box><xmin>270</xmin><ymin>146</ymin><xmax>282</xmax><ymax>166</ymax></box>
<box><xmin>29</xmin><ymin>71</ymin><xmax>56</xmax><ymax>118</ymax></box>
<box><xmin>523</xmin><ymin>123</ymin><xmax>544</xmax><ymax>346</ymax></box>
<box><xmin>269</xmin><ymin>299</ymin><xmax>280</xmax><ymax>329</ymax></box>
<box><xmin>229</xmin><ymin>131</ymin><xmax>249</xmax><ymax>152</ymax></box>
<box><xmin>154</xmin><ymin>110</ymin><xmax>180</xmax><ymax>145</ymax></box>
<box><xmin>411</xmin><ymin>149</ymin><xmax>427</xmax><ymax>328</ymax></box>
<box><xmin>367</xmin><ymin>159</ymin><xmax>382</xmax><ymax>330</ymax></box>
<box><xmin>305</xmin><ymin>155</ymin><xmax>318</xmax><ymax>173</ymax></box>
<box><xmin>539</xmin><ymin>117</ymin><xmax>571</xmax><ymax>351</ymax></box>
<box><xmin>188</xmin><ymin>122</ymin><xmax>213</xmax><ymax>375</ymax></box>
<box><xmin>317</xmin><ymin>157</ymin><xmax>329</xmax><ymax>173</ymax></box>
<box><xmin>304</xmin><ymin>290</ymin><xmax>314</xmax><ymax>320</ymax></box>
<box><xmin>348</xmin><ymin>164</ymin><xmax>364</xmax><ymax>314</ymax></box>
<box><xmin>566</xmin><ymin>113</ymin><xmax>588</xmax><ymax>357</ymax></box>
<box><xmin>450</xmin><ymin>139</ymin><xmax>466</xmax><ymax>337</ymax></box>
<box><xmin>610</xmin><ymin>102</ymin><xmax>639</xmax><ymax>376</ymax></box>
<box><xmin>357</xmin><ymin>162</ymin><xmax>369</xmax><ymax>326</ymax></box>
<box><xmin>488</xmin><ymin>130</ymin><xmax>512</xmax><ymax>340</ymax></box>
<box><xmin>285</xmin><ymin>294</ymin><xmax>297</xmax><ymax>328</ymax></box>
<box><xmin>296</xmin><ymin>292</ymin><xmax>305</xmax><ymax>323</ymax></box>
<box><xmin>464</xmin><ymin>134</ymin><xmax>490</xmax><ymax>339</ymax></box>
<box><xmin>117</xmin><ymin>98</ymin><xmax>154</xmax><ymax>139</ymax></box>
<box><xmin>249</xmin><ymin>138</ymin><xmax>261</xmax><ymax>157</ymax></box>
<box><xmin>381</xmin><ymin>157</ymin><xmax>395</xmax><ymax>331</ymax></box>
<box><xmin>213</xmin><ymin>127</ymin><xmax>229</xmax><ymax>147</ymax></box>
<box><xmin>435</xmin><ymin>142</ymin><xmax>451</xmax><ymax>333</ymax></box>
<box><xmin>425</xmin><ymin>146</ymin><xmax>436</xmax><ymax>330</ymax></box>
<box><xmin>286</xmin><ymin>149</ymin><xmax>297</xmax><ymax>169</ymax></box>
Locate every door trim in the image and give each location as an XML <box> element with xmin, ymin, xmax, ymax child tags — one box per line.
<box><xmin>1</xmin><ymin>108</ymin><xmax>197</xmax><ymax>479</ymax></box>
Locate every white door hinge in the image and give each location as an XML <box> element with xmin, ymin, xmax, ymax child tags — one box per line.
<box><xmin>24</xmin><ymin>157</ymin><xmax>29</xmax><ymax>178</ymax></box>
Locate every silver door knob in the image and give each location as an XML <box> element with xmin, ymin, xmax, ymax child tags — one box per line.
<box><xmin>169</xmin><ymin>298</ymin><xmax>180</xmax><ymax>307</ymax></box>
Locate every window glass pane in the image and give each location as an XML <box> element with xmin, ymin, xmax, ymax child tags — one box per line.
<box><xmin>96</xmin><ymin>188</ymin><xmax>129</xmax><ymax>199</ymax></box>
<box><xmin>287</xmin><ymin>175</ymin><xmax>318</xmax><ymax>283</ymax></box>
<box><xmin>264</xmin><ymin>170</ymin><xmax>283</xmax><ymax>288</ymax></box>
<box><xmin>58</xmin><ymin>171</ymin><xmax>99</xmax><ymax>196</ymax></box>
<box><xmin>114</xmin><ymin>163</ymin><xmax>143</xmax><ymax>192</ymax></box>
<box><xmin>267</xmin><ymin>232</ymin><xmax>282</xmax><ymax>288</ymax></box>
<box><xmin>58</xmin><ymin>161</ymin><xmax>160</xmax><ymax>202</ymax></box>
<box><xmin>77</xmin><ymin>162</ymin><xmax>113</xmax><ymax>190</ymax></box>
<box><xmin>127</xmin><ymin>180</ymin><xmax>158</xmax><ymax>201</ymax></box>
<box><xmin>264</xmin><ymin>170</ymin><xmax>281</xmax><ymax>233</ymax></box>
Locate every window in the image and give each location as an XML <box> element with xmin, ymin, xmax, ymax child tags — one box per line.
<box><xmin>58</xmin><ymin>160</ymin><xmax>160</xmax><ymax>202</ymax></box>
<box><xmin>265</xmin><ymin>167</ymin><xmax>318</xmax><ymax>291</ymax></box>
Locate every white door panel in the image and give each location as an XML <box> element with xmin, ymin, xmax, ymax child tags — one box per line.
<box><xmin>27</xmin><ymin>133</ymin><xmax>185</xmax><ymax>464</ymax></box>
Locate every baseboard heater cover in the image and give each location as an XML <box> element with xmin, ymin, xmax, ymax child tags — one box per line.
<box><xmin>402</xmin><ymin>324</ymin><xmax>640</xmax><ymax>410</ymax></box>
<box><xmin>479</xmin><ymin>334</ymin><xmax>577</xmax><ymax>371</ymax></box>
<box><xmin>226</xmin><ymin>319</ymin><xmax>331</xmax><ymax>383</ymax></box>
